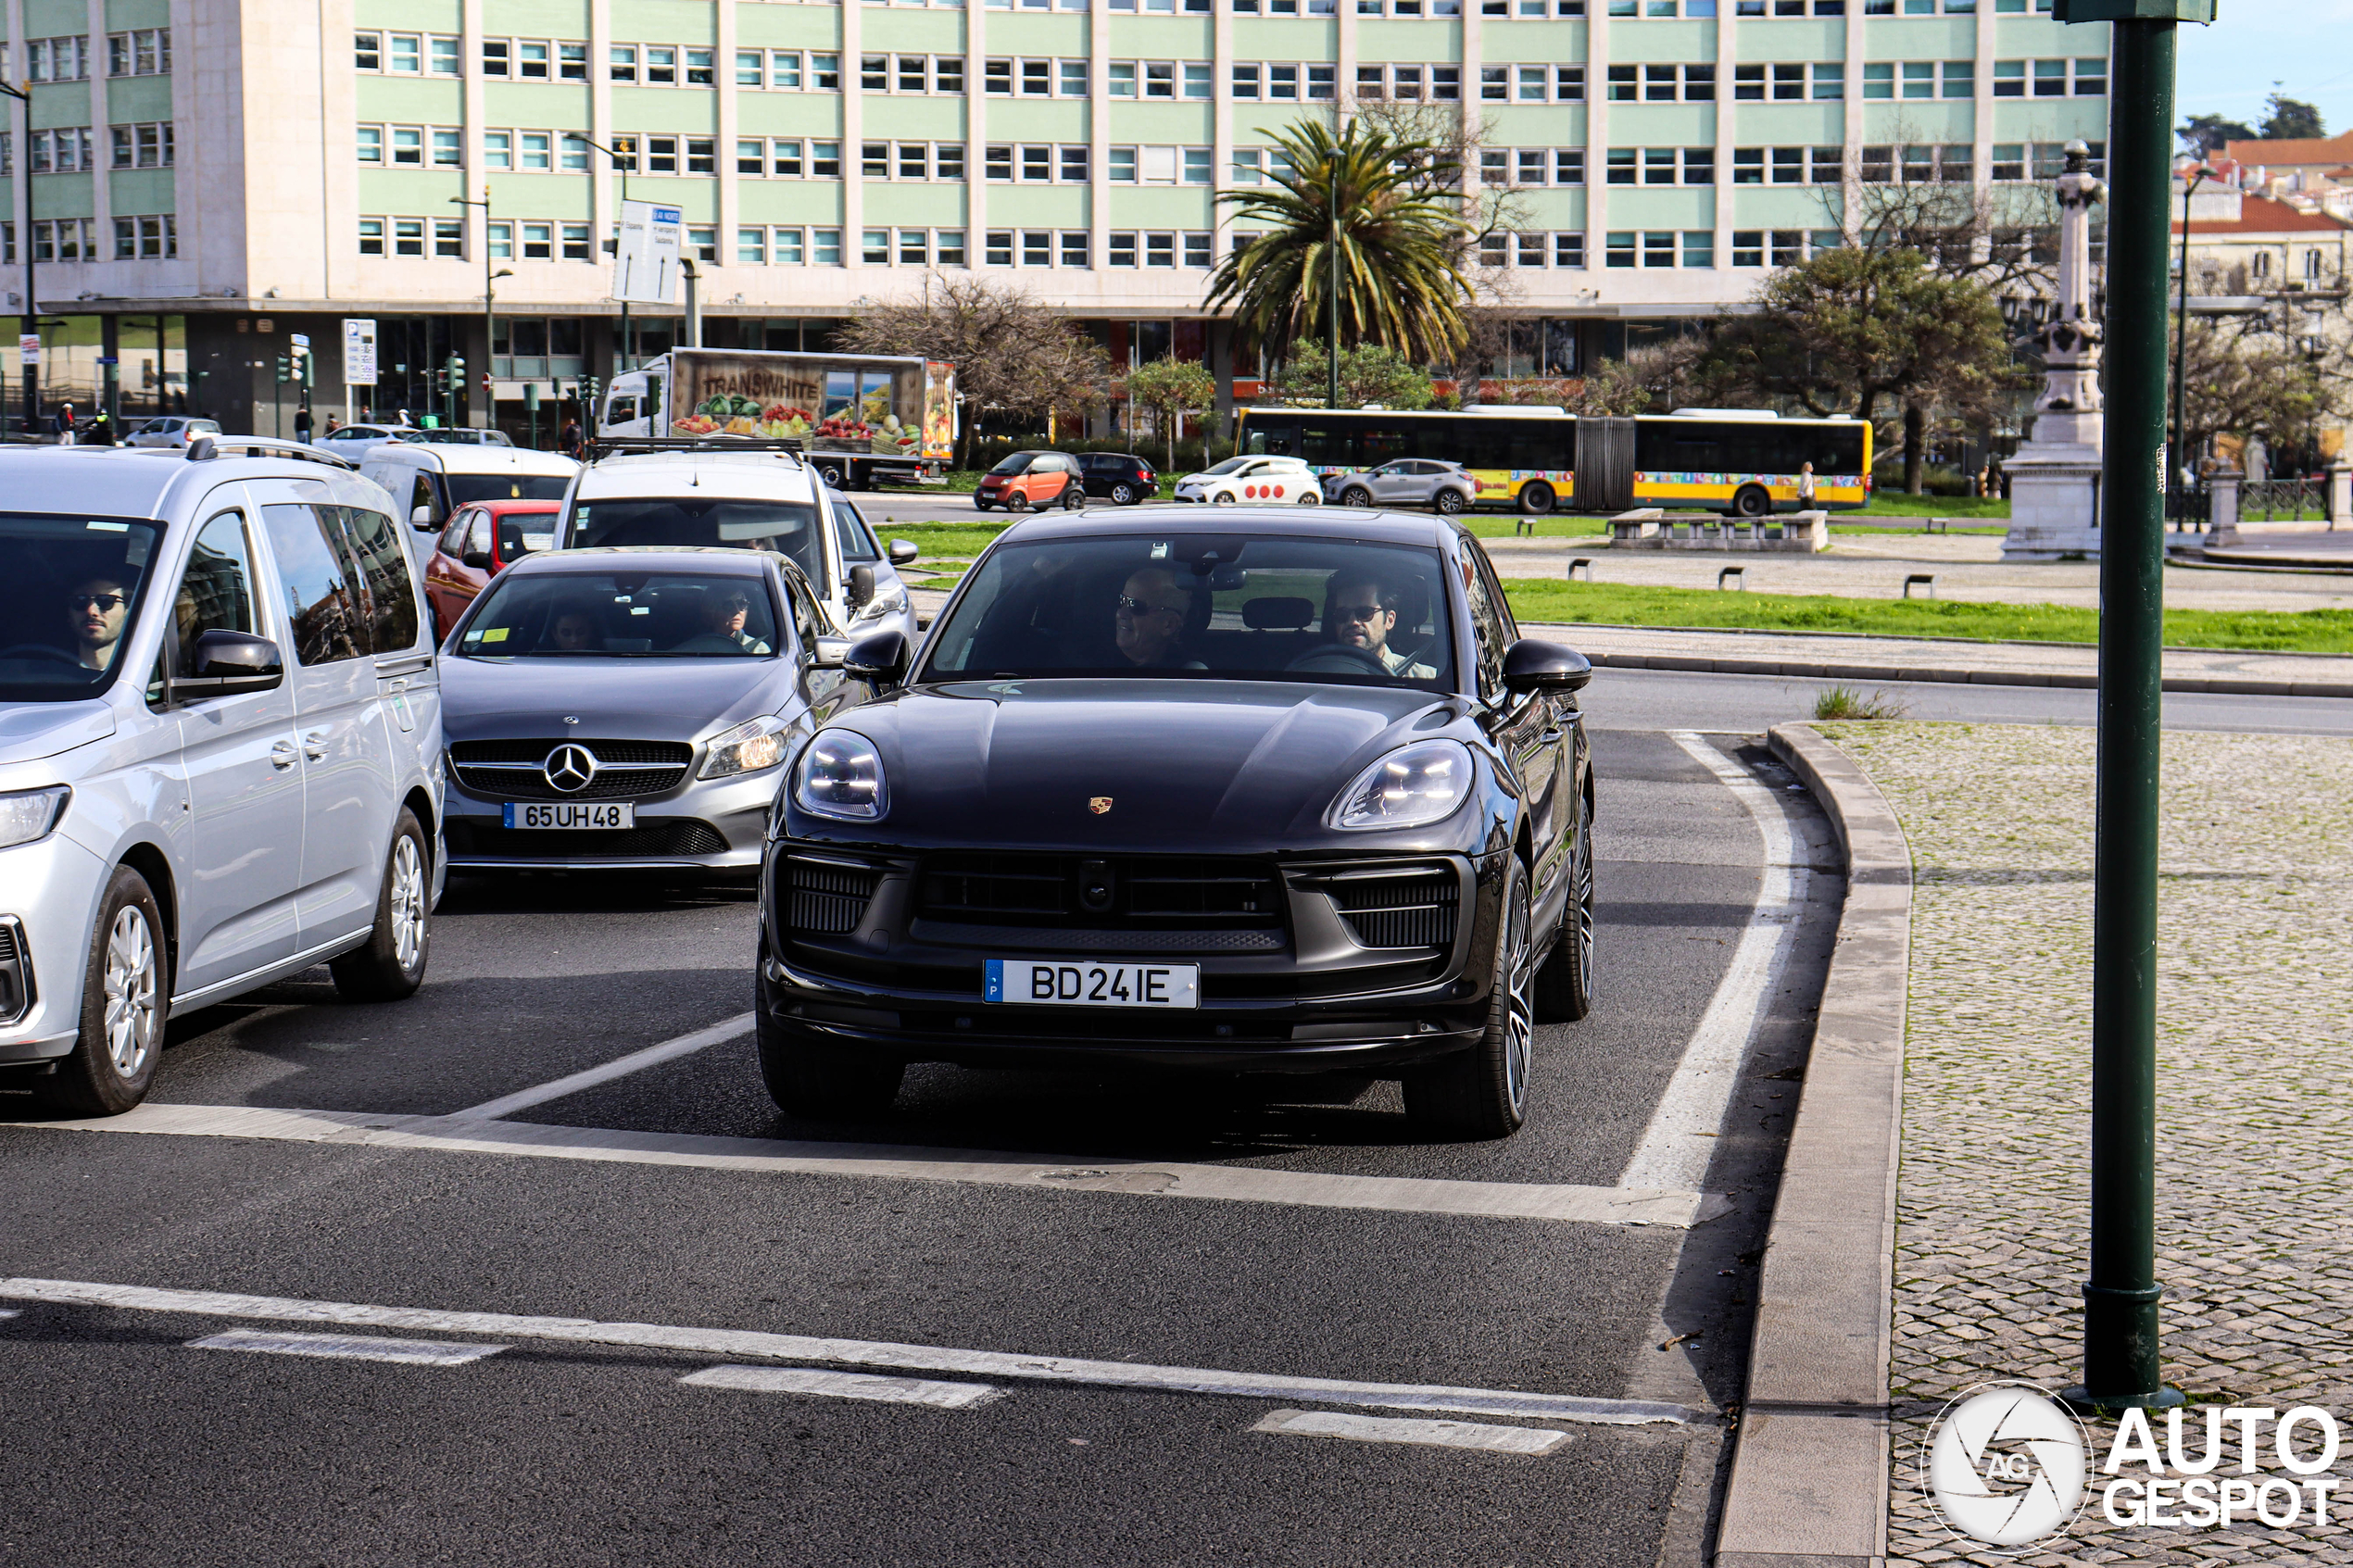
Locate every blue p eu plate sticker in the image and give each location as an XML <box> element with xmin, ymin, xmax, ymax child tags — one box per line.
<box><xmin>985</xmin><ymin>960</ymin><xmax>1005</xmax><ymax>1002</ymax></box>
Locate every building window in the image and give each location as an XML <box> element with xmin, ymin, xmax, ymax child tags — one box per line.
<box><xmin>1109</xmin><ymin>232</ymin><xmax>1139</xmax><ymax>267</ymax></box>
<box><xmin>485</xmin><ymin>221</ymin><xmax>513</xmax><ymax>260</ymax></box>
<box><xmin>430</xmin><ymin>36</ymin><xmax>459</xmax><ymax>74</ymax></box>
<box><xmin>815</xmin><ymin>229</ymin><xmax>843</xmax><ymax>266</ymax></box>
<box><xmin>1643</xmin><ymin>232</ymin><xmax>1676</xmax><ymax>268</ymax></box>
<box><xmin>1606</xmin><ymin>147</ymin><xmax>1636</xmax><ymax>184</ymax></box>
<box><xmin>1606</xmin><ymin>232</ymin><xmax>1636</xmax><ymax>269</ymax></box>
<box><xmin>1682</xmin><ymin>231</ymin><xmax>1713</xmax><ymax>269</ymax></box>
<box><xmin>394</xmin><ymin>219</ymin><xmax>425</xmax><ymax>257</ymax></box>
<box><xmin>938</xmin><ymin>230</ymin><xmax>967</xmax><ymax>266</ymax></box>
<box><xmin>1644</xmin><ymin>147</ymin><xmax>1677</xmax><ymax>185</ymax></box>
<box><xmin>519</xmin><ymin>42</ymin><xmax>549</xmax><ymax>78</ymax></box>
<box><xmin>356</xmin><ymin>31</ymin><xmax>381</xmax><ymax>70</ymax></box>
<box><xmin>2075</xmin><ymin>56</ymin><xmax>2107</xmax><ymax>95</ymax></box>
<box><xmin>1813</xmin><ymin>63</ymin><xmax>1843</xmax><ymax>100</ymax></box>
<box><xmin>1943</xmin><ymin>60</ymin><xmax>1973</xmax><ymax>97</ymax></box>
<box><xmin>1684</xmin><ymin>147</ymin><xmax>1715</xmax><ymax>184</ymax></box>
<box><xmin>1146</xmin><ymin>232</ymin><xmax>1176</xmax><ymax>268</ymax></box>
<box><xmin>483</xmin><ymin>39</ymin><xmax>510</xmax><ymax>76</ymax></box>
<box><xmin>1732</xmin><ymin>231</ymin><xmax>1764</xmax><ymax>267</ymax></box>
<box><xmin>1991</xmin><ymin>144</ymin><xmax>2026</xmax><ymax>182</ymax></box>
<box><xmin>1556</xmin><ymin>148</ymin><xmax>1585</xmax><ymax>185</ymax></box>
<box><xmin>686</xmin><ymin>48</ymin><xmax>714</xmax><ymax>85</ymax></box>
<box><xmin>358</xmin><ymin>126</ymin><xmax>384</xmax><ymax>164</ymax></box>
<box><xmin>2035</xmin><ymin>58</ymin><xmax>2067</xmax><ymax>96</ymax></box>
<box><xmin>1554</xmin><ymin>232</ymin><xmax>1585</xmax><ymax>269</ymax></box>
<box><xmin>899</xmin><ymin>229</ymin><xmax>929</xmax><ymax>265</ymax></box>
<box><xmin>647</xmin><ymin>136</ymin><xmax>679</xmax><ymax>174</ymax></box>
<box><xmin>109</xmin><ymin>29</ymin><xmax>170</xmax><ymax>75</ymax></box>
<box><xmin>687</xmin><ymin>225</ymin><xmax>717</xmax><ymax>262</ymax></box>
<box><xmin>433</xmin><ymin>129</ymin><xmax>462</xmax><ymax>168</ymax></box>
<box><xmin>862</xmin><ymin>228</ymin><xmax>891</xmax><ymax>265</ymax></box>
<box><xmin>1862</xmin><ymin>63</ymin><xmax>1892</xmax><ymax>100</ymax></box>
<box><xmin>359</xmin><ymin>218</ymin><xmax>385</xmax><ymax>256</ymax></box>
<box><xmin>560</xmin><ymin>43</ymin><xmax>587</xmax><ymax>80</ymax></box>
<box><xmin>522</xmin><ymin>222</ymin><xmax>554</xmax><ymax>260</ymax></box>
<box><xmin>610</xmin><ymin>45</ymin><xmax>637</xmax><ymax>82</ymax></box>
<box><xmin>1063</xmin><ymin>232</ymin><xmax>1090</xmax><ymax>267</ymax></box>
<box><xmin>564</xmin><ymin>223</ymin><xmax>593</xmax><ymax>260</ymax></box>
<box><xmin>774</xmin><ymin>228</ymin><xmax>806</xmax><ymax>266</ymax></box>
<box><xmin>1516</xmin><ymin>232</ymin><xmax>1546</xmax><ymax>268</ymax></box>
<box><xmin>646</xmin><ymin>46</ymin><xmax>677</xmax><ymax>84</ymax></box>
<box><xmin>434</xmin><ymin>219</ymin><xmax>465</xmax><ymax>257</ymax></box>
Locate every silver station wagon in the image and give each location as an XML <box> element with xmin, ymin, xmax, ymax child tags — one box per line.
<box><xmin>0</xmin><ymin>440</ymin><xmax>445</xmax><ymax>1115</ymax></box>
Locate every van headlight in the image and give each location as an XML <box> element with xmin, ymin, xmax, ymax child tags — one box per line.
<box><xmin>0</xmin><ymin>785</ymin><xmax>69</xmax><ymax>848</ymax></box>
<box><xmin>700</xmin><ymin>715</ymin><xmax>794</xmax><ymax>780</ymax></box>
<box><xmin>1327</xmin><ymin>741</ymin><xmax>1474</xmax><ymax>831</ymax></box>
<box><xmin>793</xmin><ymin>731</ymin><xmax>888</xmax><ymax>821</ymax></box>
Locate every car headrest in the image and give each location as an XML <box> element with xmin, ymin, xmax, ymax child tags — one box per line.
<box><xmin>1242</xmin><ymin>596</ymin><xmax>1315</xmax><ymax>631</ymax></box>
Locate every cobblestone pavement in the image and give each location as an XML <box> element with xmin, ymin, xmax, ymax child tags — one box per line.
<box><xmin>1818</xmin><ymin>722</ymin><xmax>2353</xmax><ymax>1564</ymax></box>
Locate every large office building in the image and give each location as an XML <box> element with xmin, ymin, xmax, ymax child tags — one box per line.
<box><xmin>0</xmin><ymin>0</ymin><xmax>2107</xmax><ymax>433</ymax></box>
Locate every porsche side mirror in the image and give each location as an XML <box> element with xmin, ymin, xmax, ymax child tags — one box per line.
<box><xmin>842</xmin><ymin>629</ymin><xmax>909</xmax><ymax>685</ymax></box>
<box><xmin>848</xmin><ymin>563</ymin><xmax>876</xmax><ymax>610</ymax></box>
<box><xmin>887</xmin><ymin>539</ymin><xmax>919</xmax><ymax>566</ymax></box>
<box><xmin>1502</xmin><ymin>637</ymin><xmax>1593</xmax><ymax>694</ymax></box>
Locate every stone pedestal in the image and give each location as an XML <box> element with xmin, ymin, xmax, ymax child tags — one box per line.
<box><xmin>2328</xmin><ymin>460</ymin><xmax>2350</xmax><ymax>530</ymax></box>
<box><xmin>2205</xmin><ymin>468</ymin><xmax>2242</xmax><ymax>547</ymax></box>
<box><xmin>2002</xmin><ymin>439</ymin><xmax>2104</xmax><ymax>560</ymax></box>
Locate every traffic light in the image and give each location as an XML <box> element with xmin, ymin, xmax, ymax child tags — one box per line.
<box><xmin>446</xmin><ymin>355</ymin><xmax>464</xmax><ymax>388</ymax></box>
<box><xmin>274</xmin><ymin>354</ymin><xmax>291</xmax><ymax>383</ymax></box>
<box><xmin>299</xmin><ymin>348</ymin><xmax>315</xmax><ymax>389</ymax></box>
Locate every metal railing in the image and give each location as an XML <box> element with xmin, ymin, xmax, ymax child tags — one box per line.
<box><xmin>2241</xmin><ymin>477</ymin><xmax>2324</xmax><ymax>521</ymax></box>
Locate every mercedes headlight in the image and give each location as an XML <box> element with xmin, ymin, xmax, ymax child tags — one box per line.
<box><xmin>1327</xmin><ymin>741</ymin><xmax>1474</xmax><ymax>831</ymax></box>
<box><xmin>700</xmin><ymin>715</ymin><xmax>795</xmax><ymax>781</ymax></box>
<box><xmin>853</xmin><ymin>585</ymin><xmax>911</xmax><ymax>624</ymax></box>
<box><xmin>793</xmin><ymin>730</ymin><xmax>888</xmax><ymax>821</ymax></box>
<box><xmin>0</xmin><ymin>785</ymin><xmax>69</xmax><ymax>849</ymax></box>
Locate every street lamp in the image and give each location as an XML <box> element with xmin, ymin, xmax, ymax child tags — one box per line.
<box><xmin>2052</xmin><ymin>0</ymin><xmax>2216</xmax><ymax>1419</ymax></box>
<box><xmin>449</xmin><ymin>188</ymin><xmax>511</xmax><ymax>430</ymax></box>
<box><xmin>0</xmin><ymin>74</ymin><xmax>35</xmax><ymax>438</ymax></box>
<box><xmin>563</xmin><ymin>133</ymin><xmax>637</xmax><ymax>373</ymax></box>
<box><xmin>2169</xmin><ymin>163</ymin><xmax>2208</xmax><ymax>529</ymax></box>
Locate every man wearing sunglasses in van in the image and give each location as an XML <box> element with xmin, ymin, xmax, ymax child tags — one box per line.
<box><xmin>67</xmin><ymin>576</ymin><xmax>133</xmax><ymax>671</ymax></box>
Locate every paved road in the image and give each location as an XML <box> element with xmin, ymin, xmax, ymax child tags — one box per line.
<box><xmin>1576</xmin><ymin>665</ymin><xmax>2353</xmax><ymax>736</ymax></box>
<box><xmin>0</xmin><ymin>726</ymin><xmax>1844</xmax><ymax>1568</ymax></box>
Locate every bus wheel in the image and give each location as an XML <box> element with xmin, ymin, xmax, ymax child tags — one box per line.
<box><xmin>1517</xmin><ymin>483</ymin><xmax>1555</xmax><ymax>516</ymax></box>
<box><xmin>1732</xmin><ymin>485</ymin><xmax>1772</xmax><ymax>518</ymax></box>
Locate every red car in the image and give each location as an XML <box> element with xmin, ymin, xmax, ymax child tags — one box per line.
<box><xmin>423</xmin><ymin>498</ymin><xmax>560</xmax><ymax>641</ymax></box>
<box><xmin>973</xmin><ymin>450</ymin><xmax>1086</xmax><ymax>512</ymax></box>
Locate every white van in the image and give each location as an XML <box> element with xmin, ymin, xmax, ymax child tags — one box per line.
<box><xmin>550</xmin><ymin>446</ymin><xmax>920</xmax><ymax>646</ymax></box>
<box><xmin>360</xmin><ymin>444</ymin><xmax>579</xmax><ymax>541</ymax></box>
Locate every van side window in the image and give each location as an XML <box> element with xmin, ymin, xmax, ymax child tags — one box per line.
<box><xmin>171</xmin><ymin>511</ymin><xmax>262</xmax><ymax>677</ymax></box>
<box><xmin>409</xmin><ymin>474</ymin><xmax>439</xmax><ymax>526</ymax></box>
<box><xmin>259</xmin><ymin>504</ymin><xmax>371</xmax><ymax>665</ymax></box>
<box><xmin>832</xmin><ymin>508</ymin><xmax>880</xmax><ymax>563</ymax></box>
<box><xmin>332</xmin><ymin>506</ymin><xmax>422</xmax><ymax>653</ymax></box>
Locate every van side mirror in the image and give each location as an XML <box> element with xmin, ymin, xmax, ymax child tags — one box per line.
<box><xmin>175</xmin><ymin>628</ymin><xmax>283</xmax><ymax>698</ymax></box>
<box><xmin>810</xmin><ymin>634</ymin><xmax>851</xmax><ymax>670</ymax></box>
<box><xmin>848</xmin><ymin>563</ymin><xmax>876</xmax><ymax>610</ymax></box>
<box><xmin>887</xmin><ymin>539</ymin><xmax>919</xmax><ymax>566</ymax></box>
<box><xmin>1502</xmin><ymin>638</ymin><xmax>1593</xmax><ymax>694</ymax></box>
<box><xmin>410</xmin><ymin>504</ymin><xmax>435</xmax><ymax>529</ymax></box>
<box><xmin>842</xmin><ymin>629</ymin><xmax>909</xmax><ymax>685</ymax></box>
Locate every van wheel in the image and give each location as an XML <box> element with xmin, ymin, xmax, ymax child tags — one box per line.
<box><xmin>818</xmin><ymin>464</ymin><xmax>847</xmax><ymax>489</ymax></box>
<box><xmin>35</xmin><ymin>866</ymin><xmax>168</xmax><ymax>1116</ymax></box>
<box><xmin>1732</xmin><ymin>485</ymin><xmax>1772</xmax><ymax>518</ymax></box>
<box><xmin>1518</xmin><ymin>483</ymin><xmax>1556</xmax><ymax>516</ymax></box>
<box><xmin>330</xmin><ymin>810</ymin><xmax>431</xmax><ymax>1001</ymax></box>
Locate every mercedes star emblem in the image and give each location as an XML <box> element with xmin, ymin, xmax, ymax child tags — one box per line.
<box><xmin>543</xmin><ymin>744</ymin><xmax>599</xmax><ymax>794</ymax></box>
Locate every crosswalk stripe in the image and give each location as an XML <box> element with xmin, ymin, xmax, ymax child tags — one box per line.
<box><xmin>682</xmin><ymin>1364</ymin><xmax>1003</xmax><ymax>1409</ymax></box>
<box><xmin>1252</xmin><ymin>1409</ymin><xmax>1572</xmax><ymax>1455</ymax></box>
<box><xmin>187</xmin><ymin>1328</ymin><xmax>507</xmax><ymax>1366</ymax></box>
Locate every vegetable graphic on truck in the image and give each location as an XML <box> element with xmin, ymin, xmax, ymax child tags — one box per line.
<box><xmin>598</xmin><ymin>349</ymin><xmax>956</xmax><ymax>487</ymax></box>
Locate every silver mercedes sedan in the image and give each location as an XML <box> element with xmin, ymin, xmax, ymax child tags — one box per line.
<box><xmin>437</xmin><ymin>546</ymin><xmax>870</xmax><ymax>876</ymax></box>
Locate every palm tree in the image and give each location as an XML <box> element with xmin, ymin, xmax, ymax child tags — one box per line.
<box><xmin>1207</xmin><ymin>119</ymin><xmax>1471</xmax><ymax>366</ymax></box>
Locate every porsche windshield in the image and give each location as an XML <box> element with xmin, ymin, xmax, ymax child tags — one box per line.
<box><xmin>570</xmin><ymin>497</ymin><xmax>825</xmax><ymax>589</ymax></box>
<box><xmin>921</xmin><ymin>535</ymin><xmax>1454</xmax><ymax>687</ymax></box>
<box><xmin>458</xmin><ymin>571</ymin><xmax>782</xmax><ymax>659</ymax></box>
<box><xmin>0</xmin><ymin>514</ymin><xmax>167</xmax><ymax>702</ymax></box>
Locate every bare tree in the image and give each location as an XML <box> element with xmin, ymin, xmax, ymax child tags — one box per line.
<box><xmin>837</xmin><ymin>276</ymin><xmax>1112</xmax><ymax>466</ymax></box>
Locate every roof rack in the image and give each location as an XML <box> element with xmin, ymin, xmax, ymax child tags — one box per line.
<box><xmin>584</xmin><ymin>434</ymin><xmax>806</xmax><ymax>464</ymax></box>
<box><xmin>187</xmin><ymin>434</ymin><xmax>359</xmax><ymax>470</ymax></box>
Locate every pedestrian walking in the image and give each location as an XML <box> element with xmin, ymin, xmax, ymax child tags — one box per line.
<box><xmin>558</xmin><ymin>418</ymin><xmax>583</xmax><ymax>459</ymax></box>
<box><xmin>294</xmin><ymin>404</ymin><xmax>313</xmax><ymax>443</ymax></box>
<box><xmin>1796</xmin><ymin>461</ymin><xmax>1817</xmax><ymax>508</ymax></box>
<box><xmin>52</xmin><ymin>403</ymin><xmax>74</xmax><ymax>445</ymax></box>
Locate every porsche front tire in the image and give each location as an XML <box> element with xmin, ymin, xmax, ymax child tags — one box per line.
<box><xmin>1404</xmin><ymin>859</ymin><xmax>1533</xmax><ymax>1140</ymax></box>
<box><xmin>758</xmin><ymin>1007</ymin><xmax>904</xmax><ymax>1121</ymax></box>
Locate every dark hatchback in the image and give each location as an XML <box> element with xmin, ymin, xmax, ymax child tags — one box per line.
<box><xmin>1077</xmin><ymin>452</ymin><xmax>1157</xmax><ymax>505</ymax></box>
<box><xmin>759</xmin><ymin>508</ymin><xmax>1597</xmax><ymax>1138</ymax></box>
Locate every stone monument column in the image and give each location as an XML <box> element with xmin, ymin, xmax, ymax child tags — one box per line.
<box><xmin>2001</xmin><ymin>142</ymin><xmax>2109</xmax><ymax>561</ymax></box>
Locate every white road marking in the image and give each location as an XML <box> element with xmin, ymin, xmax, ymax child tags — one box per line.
<box><xmin>1252</xmin><ymin>1409</ymin><xmax>1572</xmax><ymax>1455</ymax></box>
<box><xmin>187</xmin><ymin>1328</ymin><xmax>507</xmax><ymax>1366</ymax></box>
<box><xmin>1617</xmin><ymin>733</ymin><xmax>1814</xmax><ymax>1195</ymax></box>
<box><xmin>16</xmin><ymin>1102</ymin><xmax>1718</xmax><ymax>1230</ymax></box>
<box><xmin>447</xmin><ymin>1012</ymin><xmax>756</xmax><ymax>1122</ymax></box>
<box><xmin>682</xmin><ymin>1364</ymin><xmax>1004</xmax><ymax>1409</ymax></box>
<box><xmin>0</xmin><ymin>1278</ymin><xmax>1703</xmax><ymax>1427</ymax></box>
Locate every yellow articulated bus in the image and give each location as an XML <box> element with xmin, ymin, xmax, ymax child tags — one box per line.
<box><xmin>1233</xmin><ymin>406</ymin><xmax>1873</xmax><ymax>518</ymax></box>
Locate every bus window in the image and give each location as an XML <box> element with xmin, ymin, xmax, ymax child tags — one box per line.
<box><xmin>1358</xmin><ymin>420</ymin><xmax>1415</xmax><ymax>467</ymax></box>
<box><xmin>1508</xmin><ymin>423</ymin><xmax>1568</xmax><ymax>472</ymax></box>
<box><xmin>1638</xmin><ymin>422</ymin><xmax>1725</xmax><ymax>474</ymax></box>
<box><xmin>1456</xmin><ymin>422</ymin><xmax>1508</xmax><ymax>470</ymax></box>
<box><xmin>1297</xmin><ymin>422</ymin><xmax>1351</xmax><ymax>468</ymax></box>
<box><xmin>1808</xmin><ymin>425</ymin><xmax>1867</xmax><ymax>474</ymax></box>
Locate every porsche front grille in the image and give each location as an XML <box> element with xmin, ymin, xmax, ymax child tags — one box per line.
<box><xmin>1325</xmin><ymin>866</ymin><xmax>1460</xmax><ymax>949</ymax></box>
<box><xmin>916</xmin><ymin>853</ymin><xmax>1283</xmax><ymax>930</ymax></box>
<box><xmin>788</xmin><ymin>855</ymin><xmax>882</xmax><ymax>935</ymax></box>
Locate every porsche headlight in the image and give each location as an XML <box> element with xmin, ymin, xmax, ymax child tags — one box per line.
<box><xmin>793</xmin><ymin>730</ymin><xmax>888</xmax><ymax>821</ymax></box>
<box><xmin>701</xmin><ymin>715</ymin><xmax>795</xmax><ymax>780</ymax></box>
<box><xmin>0</xmin><ymin>785</ymin><xmax>69</xmax><ymax>848</ymax></box>
<box><xmin>1328</xmin><ymin>741</ymin><xmax>1475</xmax><ymax>831</ymax></box>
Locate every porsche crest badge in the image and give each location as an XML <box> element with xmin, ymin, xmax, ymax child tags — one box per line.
<box><xmin>1088</xmin><ymin>797</ymin><xmax>1114</xmax><ymax>814</ymax></box>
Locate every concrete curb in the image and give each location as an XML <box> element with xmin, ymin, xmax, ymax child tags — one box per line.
<box><xmin>1714</xmin><ymin>725</ymin><xmax>1911</xmax><ymax>1568</ymax></box>
<box><xmin>1578</xmin><ymin>649</ymin><xmax>2353</xmax><ymax>699</ymax></box>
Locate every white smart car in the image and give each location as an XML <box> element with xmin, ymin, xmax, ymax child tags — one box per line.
<box><xmin>1171</xmin><ymin>455</ymin><xmax>1322</xmax><ymax>506</ymax></box>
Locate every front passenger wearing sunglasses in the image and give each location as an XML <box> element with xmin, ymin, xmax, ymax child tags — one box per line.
<box><xmin>67</xmin><ymin>576</ymin><xmax>132</xmax><ymax>671</ymax></box>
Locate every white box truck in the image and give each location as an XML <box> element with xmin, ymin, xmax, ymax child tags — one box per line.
<box><xmin>598</xmin><ymin>349</ymin><xmax>956</xmax><ymax>488</ymax></box>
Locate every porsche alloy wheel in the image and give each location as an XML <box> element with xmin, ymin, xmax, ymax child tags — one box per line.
<box><xmin>1405</xmin><ymin>859</ymin><xmax>1534</xmax><ymax>1140</ymax></box>
<box><xmin>1534</xmin><ymin>788</ymin><xmax>1596</xmax><ymax>1023</ymax></box>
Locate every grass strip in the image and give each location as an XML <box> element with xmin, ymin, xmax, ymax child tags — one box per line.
<box><xmin>1500</xmin><ymin>579</ymin><xmax>2353</xmax><ymax>654</ymax></box>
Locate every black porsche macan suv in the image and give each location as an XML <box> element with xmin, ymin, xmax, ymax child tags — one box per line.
<box><xmin>758</xmin><ymin>508</ymin><xmax>1595</xmax><ymax>1138</ymax></box>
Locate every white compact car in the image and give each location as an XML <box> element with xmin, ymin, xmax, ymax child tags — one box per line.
<box><xmin>123</xmin><ymin>417</ymin><xmax>224</xmax><ymax>449</ymax></box>
<box><xmin>0</xmin><ymin>438</ymin><xmax>444</xmax><ymax>1114</ymax></box>
<box><xmin>1172</xmin><ymin>455</ymin><xmax>1322</xmax><ymax>506</ymax></box>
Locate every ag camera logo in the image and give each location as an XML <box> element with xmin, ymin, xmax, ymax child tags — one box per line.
<box><xmin>1921</xmin><ymin>1381</ymin><xmax>2090</xmax><ymax>1550</ymax></box>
